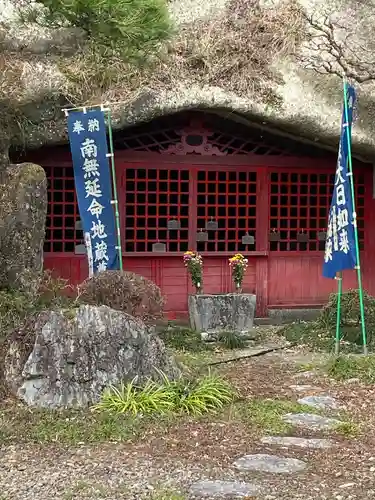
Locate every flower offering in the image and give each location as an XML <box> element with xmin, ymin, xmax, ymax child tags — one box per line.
<box><xmin>229</xmin><ymin>253</ymin><xmax>248</xmax><ymax>292</ymax></box>
<box><xmin>183</xmin><ymin>251</ymin><xmax>203</xmax><ymax>292</ymax></box>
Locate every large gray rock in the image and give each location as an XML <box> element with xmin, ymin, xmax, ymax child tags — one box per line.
<box><xmin>188</xmin><ymin>293</ymin><xmax>256</xmax><ymax>338</ymax></box>
<box><xmin>0</xmin><ymin>163</ymin><xmax>47</xmax><ymax>294</ymax></box>
<box><xmin>4</xmin><ymin>305</ymin><xmax>180</xmax><ymax>408</ymax></box>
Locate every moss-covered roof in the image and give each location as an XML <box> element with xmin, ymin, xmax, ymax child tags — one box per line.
<box><xmin>1</xmin><ymin>0</ymin><xmax>375</xmax><ymax>159</ymax></box>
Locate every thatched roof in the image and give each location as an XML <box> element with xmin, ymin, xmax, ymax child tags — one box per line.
<box><xmin>1</xmin><ymin>0</ymin><xmax>375</xmax><ymax>160</ymax></box>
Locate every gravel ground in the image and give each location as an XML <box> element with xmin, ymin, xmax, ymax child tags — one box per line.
<box><xmin>2</xmin><ymin>343</ymin><xmax>375</xmax><ymax>500</ymax></box>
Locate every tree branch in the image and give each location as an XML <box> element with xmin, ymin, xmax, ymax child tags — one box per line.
<box><xmin>298</xmin><ymin>9</ymin><xmax>375</xmax><ymax>83</ymax></box>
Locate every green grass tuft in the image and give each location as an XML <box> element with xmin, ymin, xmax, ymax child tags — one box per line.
<box><xmin>171</xmin><ymin>374</ymin><xmax>235</xmax><ymax>416</ymax></box>
<box><xmin>280</xmin><ymin>321</ymin><xmax>336</xmax><ymax>351</ymax></box>
<box><xmin>333</xmin><ymin>420</ymin><xmax>360</xmax><ymax>438</ymax></box>
<box><xmin>93</xmin><ymin>372</ymin><xmax>236</xmax><ymax>417</ymax></box>
<box><xmin>159</xmin><ymin>326</ymin><xmax>213</xmax><ymax>353</ymax></box>
<box><xmin>93</xmin><ymin>377</ymin><xmax>176</xmax><ymax>416</ymax></box>
<box><xmin>217</xmin><ymin>331</ymin><xmax>247</xmax><ymax>350</ymax></box>
<box><xmin>325</xmin><ymin>354</ymin><xmax>375</xmax><ymax>383</ymax></box>
<box><xmin>0</xmin><ymin>407</ymin><xmax>146</xmax><ymax>446</ymax></box>
<box><xmin>242</xmin><ymin>398</ymin><xmax>321</xmax><ymax>435</ymax></box>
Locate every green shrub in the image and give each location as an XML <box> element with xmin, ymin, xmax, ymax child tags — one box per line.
<box><xmin>318</xmin><ymin>289</ymin><xmax>375</xmax><ymax>345</ymax></box>
<box><xmin>78</xmin><ymin>270</ymin><xmax>165</xmax><ymax>324</ymax></box>
<box><xmin>280</xmin><ymin>289</ymin><xmax>375</xmax><ymax>352</ymax></box>
<box><xmin>0</xmin><ymin>271</ymin><xmax>72</xmax><ymax>337</ymax></box>
<box><xmin>20</xmin><ymin>0</ymin><xmax>172</xmax><ymax>60</ymax></box>
<box><xmin>0</xmin><ymin>270</ymin><xmax>73</xmax><ymax>342</ymax></box>
<box><xmin>280</xmin><ymin>321</ymin><xmax>334</xmax><ymax>351</ymax></box>
<box><xmin>93</xmin><ymin>372</ymin><xmax>235</xmax><ymax>417</ymax></box>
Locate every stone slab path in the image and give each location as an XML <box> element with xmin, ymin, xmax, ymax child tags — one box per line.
<box><xmin>282</xmin><ymin>412</ymin><xmax>342</xmax><ymax>430</ymax></box>
<box><xmin>4</xmin><ymin>350</ymin><xmax>367</xmax><ymax>500</ymax></box>
<box><xmin>191</xmin><ymin>388</ymin><xmax>342</xmax><ymax>497</ymax></box>
<box><xmin>260</xmin><ymin>436</ymin><xmax>335</xmax><ymax>449</ymax></box>
<box><xmin>233</xmin><ymin>453</ymin><xmax>307</xmax><ymax>474</ymax></box>
<box><xmin>190</xmin><ymin>479</ymin><xmax>261</xmax><ymax>498</ymax></box>
<box><xmin>297</xmin><ymin>395</ymin><xmax>338</xmax><ymax>410</ymax></box>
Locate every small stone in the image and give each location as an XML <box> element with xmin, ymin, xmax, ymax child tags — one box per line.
<box><xmin>345</xmin><ymin>378</ymin><xmax>360</xmax><ymax>384</ymax></box>
<box><xmin>189</xmin><ymin>479</ymin><xmax>261</xmax><ymax>497</ymax></box>
<box><xmin>289</xmin><ymin>384</ymin><xmax>317</xmax><ymax>392</ymax></box>
<box><xmin>294</xmin><ymin>371</ymin><xmax>316</xmax><ymax>378</ymax></box>
<box><xmin>283</xmin><ymin>413</ymin><xmax>341</xmax><ymax>430</ymax></box>
<box><xmin>233</xmin><ymin>453</ymin><xmax>307</xmax><ymax>474</ymax></box>
<box><xmin>298</xmin><ymin>395</ymin><xmax>338</xmax><ymax>410</ymax></box>
<box><xmin>260</xmin><ymin>436</ymin><xmax>335</xmax><ymax>449</ymax></box>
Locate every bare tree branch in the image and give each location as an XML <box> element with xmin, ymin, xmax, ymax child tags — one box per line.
<box><xmin>297</xmin><ymin>7</ymin><xmax>375</xmax><ymax>83</ymax></box>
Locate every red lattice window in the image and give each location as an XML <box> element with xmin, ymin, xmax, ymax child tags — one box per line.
<box><xmin>269</xmin><ymin>171</ymin><xmax>365</xmax><ymax>252</ymax></box>
<box><xmin>196</xmin><ymin>170</ymin><xmax>257</xmax><ymax>252</ymax></box>
<box><xmin>123</xmin><ymin>168</ymin><xmax>190</xmax><ymax>252</ymax></box>
<box><xmin>44</xmin><ymin>165</ymin><xmax>82</xmax><ymax>252</ymax></box>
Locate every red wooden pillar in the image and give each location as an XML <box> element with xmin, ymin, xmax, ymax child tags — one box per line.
<box><xmin>188</xmin><ymin>168</ymin><xmax>198</xmax><ymax>251</ymax></box>
<box><xmin>255</xmin><ymin>167</ymin><xmax>269</xmax><ymax>316</ymax></box>
<box><xmin>362</xmin><ymin>166</ymin><xmax>375</xmax><ymax>295</ymax></box>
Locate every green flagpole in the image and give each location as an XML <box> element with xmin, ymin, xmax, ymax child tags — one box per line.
<box><xmin>335</xmin><ymin>272</ymin><xmax>343</xmax><ymax>355</ymax></box>
<box><xmin>104</xmin><ymin>106</ymin><xmax>123</xmax><ymax>271</ymax></box>
<box><xmin>342</xmin><ymin>77</ymin><xmax>367</xmax><ymax>355</ymax></box>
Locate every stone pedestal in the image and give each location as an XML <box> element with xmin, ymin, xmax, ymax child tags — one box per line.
<box><xmin>188</xmin><ymin>293</ymin><xmax>256</xmax><ymax>340</ymax></box>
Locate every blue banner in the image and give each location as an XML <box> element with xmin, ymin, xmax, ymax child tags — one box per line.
<box><xmin>323</xmin><ymin>85</ymin><xmax>357</xmax><ymax>279</ymax></box>
<box><xmin>67</xmin><ymin>109</ymin><xmax>119</xmax><ymax>273</ymax></box>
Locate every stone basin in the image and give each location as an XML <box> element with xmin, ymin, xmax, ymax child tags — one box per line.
<box><xmin>188</xmin><ymin>293</ymin><xmax>256</xmax><ymax>340</ymax></box>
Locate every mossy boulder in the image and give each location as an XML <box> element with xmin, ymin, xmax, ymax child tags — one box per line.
<box><xmin>4</xmin><ymin>305</ymin><xmax>180</xmax><ymax>408</ymax></box>
<box><xmin>0</xmin><ymin>162</ymin><xmax>47</xmax><ymax>294</ymax></box>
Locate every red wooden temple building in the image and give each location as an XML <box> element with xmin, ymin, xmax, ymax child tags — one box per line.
<box><xmin>14</xmin><ymin>110</ymin><xmax>375</xmax><ymax>319</ymax></box>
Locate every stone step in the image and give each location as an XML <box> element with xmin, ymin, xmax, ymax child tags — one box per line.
<box><xmin>189</xmin><ymin>479</ymin><xmax>261</xmax><ymax>498</ymax></box>
<box><xmin>233</xmin><ymin>453</ymin><xmax>307</xmax><ymax>474</ymax></box>
<box><xmin>260</xmin><ymin>436</ymin><xmax>335</xmax><ymax>449</ymax></box>
<box><xmin>283</xmin><ymin>413</ymin><xmax>342</xmax><ymax>430</ymax></box>
<box><xmin>297</xmin><ymin>395</ymin><xmax>338</xmax><ymax>410</ymax></box>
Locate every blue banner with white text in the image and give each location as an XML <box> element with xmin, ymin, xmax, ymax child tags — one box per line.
<box><xmin>323</xmin><ymin>85</ymin><xmax>357</xmax><ymax>279</ymax></box>
<box><xmin>67</xmin><ymin>109</ymin><xmax>119</xmax><ymax>273</ymax></box>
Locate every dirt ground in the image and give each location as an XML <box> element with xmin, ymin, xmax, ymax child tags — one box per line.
<box><xmin>1</xmin><ymin>341</ymin><xmax>375</xmax><ymax>500</ymax></box>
